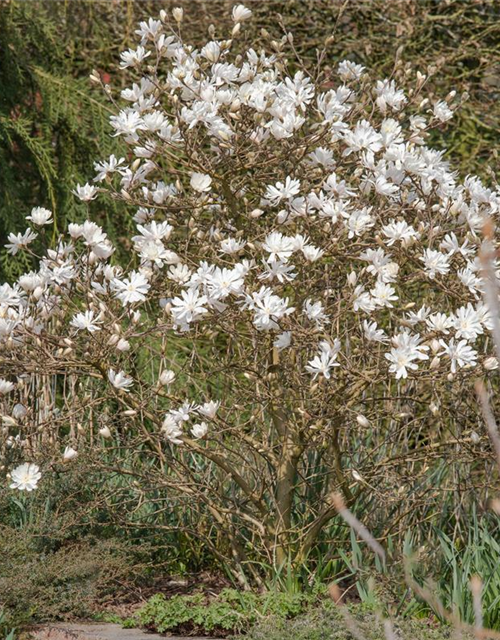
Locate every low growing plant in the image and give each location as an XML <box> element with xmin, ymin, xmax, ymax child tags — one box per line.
<box><xmin>243</xmin><ymin>601</ymin><xmax>474</xmax><ymax>640</ymax></box>
<box><xmin>132</xmin><ymin>587</ymin><xmax>324</xmax><ymax>635</ymax></box>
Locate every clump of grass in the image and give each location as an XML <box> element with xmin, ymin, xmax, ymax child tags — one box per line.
<box><xmin>244</xmin><ymin>602</ymin><xmax>473</xmax><ymax>640</ymax></box>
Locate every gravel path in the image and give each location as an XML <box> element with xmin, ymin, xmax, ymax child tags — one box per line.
<box><xmin>30</xmin><ymin>622</ymin><xmax>222</xmax><ymax>640</ymax></box>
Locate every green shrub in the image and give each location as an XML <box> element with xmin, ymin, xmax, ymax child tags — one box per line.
<box><xmin>0</xmin><ymin>530</ymin><xmax>136</xmax><ymax>627</ymax></box>
<box><xmin>133</xmin><ymin>587</ymin><xmax>325</xmax><ymax>635</ymax></box>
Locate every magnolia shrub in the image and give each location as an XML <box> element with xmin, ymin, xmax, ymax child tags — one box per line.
<box><xmin>1</xmin><ymin>4</ymin><xmax>499</xmax><ymax>582</ymax></box>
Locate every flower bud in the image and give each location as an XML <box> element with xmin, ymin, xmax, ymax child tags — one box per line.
<box><xmin>191</xmin><ymin>422</ymin><xmax>208</xmax><ymax>439</ymax></box>
<box><xmin>356</xmin><ymin>414</ymin><xmax>370</xmax><ymax>428</ymax></box>
<box><xmin>172</xmin><ymin>7</ymin><xmax>183</xmax><ymax>22</ymax></box>
<box><xmin>159</xmin><ymin>370</ymin><xmax>176</xmax><ymax>386</ymax></box>
<box><xmin>430</xmin><ymin>402</ymin><xmax>439</xmax><ymax>416</ymax></box>
<box><xmin>431</xmin><ymin>339</ymin><xmax>441</xmax><ymax>354</ymax></box>
<box><xmin>12</xmin><ymin>404</ymin><xmax>27</xmax><ymax>420</ymax></box>
<box><xmin>63</xmin><ymin>446</ymin><xmax>78</xmax><ymax>462</ymax></box>
<box><xmin>430</xmin><ymin>356</ymin><xmax>440</xmax><ymax>369</ymax></box>
<box><xmin>347</xmin><ymin>271</ymin><xmax>357</xmax><ymax>286</ymax></box>
<box><xmin>99</xmin><ymin>426</ymin><xmax>112</xmax><ymax>439</ymax></box>
<box><xmin>230</xmin><ymin>99</ymin><xmax>241</xmax><ymax>112</ymax></box>
<box><xmin>351</xmin><ymin>469</ymin><xmax>362</xmax><ymax>482</ymax></box>
<box><xmin>116</xmin><ymin>338</ymin><xmax>130</xmax><ymax>352</ymax></box>
<box><xmin>484</xmin><ymin>356</ymin><xmax>498</xmax><ymax>371</ymax></box>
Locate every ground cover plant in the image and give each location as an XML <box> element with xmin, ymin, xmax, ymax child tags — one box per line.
<box><xmin>1</xmin><ymin>1</ymin><xmax>500</xmax><ymax>637</ymax></box>
<box><xmin>242</xmin><ymin>602</ymin><xmax>476</xmax><ymax>640</ymax></box>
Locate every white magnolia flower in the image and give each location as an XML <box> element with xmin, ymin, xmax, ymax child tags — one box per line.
<box><xmin>420</xmin><ymin>249</ymin><xmax>450</xmax><ymax>279</ymax></box>
<box><xmin>426</xmin><ymin>313</ymin><xmax>453</xmax><ymax>334</ymax></box>
<box><xmin>159</xmin><ymin>370</ymin><xmax>176</xmax><ymax>386</ymax></box>
<box><xmin>219</xmin><ymin>237</ymin><xmax>246</xmax><ymax>254</ymax></box>
<box><xmin>245</xmin><ymin>287</ymin><xmax>295</xmax><ymax>331</ymax></box>
<box><xmin>385</xmin><ymin>332</ymin><xmax>429</xmax><ymax>379</ymax></box>
<box><xmin>453</xmin><ymin>304</ymin><xmax>483</xmax><ymax>341</ymax></box>
<box><xmin>302</xmin><ymin>245</ymin><xmax>324</xmax><ymax>262</ymax></box>
<box><xmin>198</xmin><ymin>400</ymin><xmax>220</xmax><ymax>419</ymax></box>
<box><xmin>484</xmin><ymin>357</ymin><xmax>498</xmax><ymax>371</ymax></box>
<box><xmin>385</xmin><ymin>347</ymin><xmax>419</xmax><ymax>380</ymax></box>
<box><xmin>26</xmin><ymin>207</ymin><xmax>53</xmax><ymax>226</ymax></box>
<box><xmin>112</xmin><ymin>271</ymin><xmax>150</xmax><ymax>305</ymax></box>
<box><xmin>190</xmin><ymin>172</ymin><xmax>212</xmax><ymax>192</ymax></box>
<box><xmin>70</xmin><ymin>310</ymin><xmax>102</xmax><ymax>333</ymax></box>
<box><xmin>72</xmin><ymin>183</ymin><xmax>99</xmax><ymax>202</ymax></box>
<box><xmin>191</xmin><ymin>422</ymin><xmax>208</xmax><ymax>439</ymax></box>
<box><xmin>0</xmin><ymin>379</ymin><xmax>15</xmax><ymax>394</ymax></box>
<box><xmin>232</xmin><ymin>4</ymin><xmax>252</xmax><ymax>22</ymax></box>
<box><xmin>306</xmin><ymin>340</ymin><xmax>341</xmax><ymax>379</ymax></box>
<box><xmin>119</xmin><ymin>45</ymin><xmax>151</xmax><ymax>68</ymax></box>
<box><xmin>161</xmin><ymin>414</ymin><xmax>184</xmax><ymax>444</ymax></box>
<box><xmin>353</xmin><ymin>286</ymin><xmax>376</xmax><ymax>314</ymax></box>
<box><xmin>265</xmin><ymin>177</ymin><xmax>301</xmax><ymax>205</ymax></box>
<box><xmin>93</xmin><ymin>154</ymin><xmax>126</xmax><ymax>182</ymax></box>
<box><xmin>274</xmin><ymin>331</ymin><xmax>291</xmax><ymax>350</ymax></box>
<box><xmin>116</xmin><ymin>338</ymin><xmax>131</xmax><ymax>352</ymax></box>
<box><xmin>262</xmin><ymin>232</ymin><xmax>296</xmax><ymax>262</ymax></box>
<box><xmin>201</xmin><ymin>41</ymin><xmax>221</xmax><ymax>63</ymax></box>
<box><xmin>433</xmin><ymin>100</ymin><xmax>453</xmax><ymax>123</ymax></box>
<box><xmin>363</xmin><ymin>320</ymin><xmax>387</xmax><ymax>343</ymax></box>
<box><xmin>63</xmin><ymin>446</ymin><xmax>78</xmax><ymax>461</ymax></box>
<box><xmin>108</xmin><ymin>369</ymin><xmax>134</xmax><ymax>391</ymax></box>
<box><xmin>439</xmin><ymin>338</ymin><xmax>477</xmax><ymax>374</ymax></box>
<box><xmin>9</xmin><ymin>463</ymin><xmax>41</xmax><ymax>491</ymax></box>
<box><xmin>375</xmin><ymin>79</ymin><xmax>407</xmax><ymax>112</ymax></box>
<box><xmin>338</xmin><ymin>60</ymin><xmax>365</xmax><ymax>81</ymax></box>
<box><xmin>382</xmin><ymin>220</ymin><xmax>420</xmax><ymax>247</ymax></box>
<box><xmin>171</xmin><ymin>289</ymin><xmax>209</xmax><ymax>326</ymax></box>
<box><xmin>5</xmin><ymin>228</ymin><xmax>38</xmax><ymax>255</ymax></box>
<box><xmin>304</xmin><ymin>299</ymin><xmax>329</xmax><ymax>327</ymax></box>
<box><xmin>371</xmin><ymin>282</ymin><xmax>398</xmax><ymax>308</ymax></box>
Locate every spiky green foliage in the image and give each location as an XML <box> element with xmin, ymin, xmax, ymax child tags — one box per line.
<box><xmin>0</xmin><ymin>1</ymin><xmax>131</xmax><ymax>280</ymax></box>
